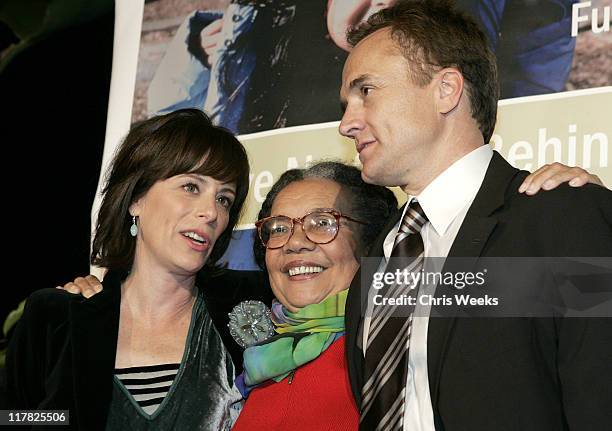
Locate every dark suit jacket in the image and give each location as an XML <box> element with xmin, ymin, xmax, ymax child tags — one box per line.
<box><xmin>346</xmin><ymin>151</ymin><xmax>612</xmax><ymax>430</ymax></box>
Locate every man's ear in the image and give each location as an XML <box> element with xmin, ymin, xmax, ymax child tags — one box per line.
<box><xmin>436</xmin><ymin>68</ymin><xmax>464</xmax><ymax>115</ymax></box>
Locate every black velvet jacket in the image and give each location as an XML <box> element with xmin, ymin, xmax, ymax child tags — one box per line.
<box><xmin>7</xmin><ymin>269</ymin><xmax>273</xmax><ymax>430</ymax></box>
<box><xmin>7</xmin><ymin>272</ymin><xmax>122</xmax><ymax>430</ymax></box>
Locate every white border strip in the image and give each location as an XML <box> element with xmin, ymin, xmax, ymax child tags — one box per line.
<box><xmin>91</xmin><ymin>0</ymin><xmax>145</xmax><ymax>276</ymax></box>
<box><xmin>101</xmin><ymin>0</ymin><xmax>145</xmax><ymax>177</ymax></box>
<box><xmin>498</xmin><ymin>86</ymin><xmax>612</xmax><ymax>106</ymax></box>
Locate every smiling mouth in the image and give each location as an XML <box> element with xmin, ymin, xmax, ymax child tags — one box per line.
<box><xmin>288</xmin><ymin>266</ymin><xmax>324</xmax><ymax>277</ymax></box>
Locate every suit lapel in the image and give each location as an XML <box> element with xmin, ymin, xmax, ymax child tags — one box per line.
<box><xmin>427</xmin><ymin>152</ymin><xmax>522</xmax><ymax>409</ymax></box>
<box><xmin>70</xmin><ymin>274</ymin><xmax>121</xmax><ymax>429</ymax></box>
<box><xmin>346</xmin><ymin>203</ymin><xmax>405</xmax><ymax>402</ymax></box>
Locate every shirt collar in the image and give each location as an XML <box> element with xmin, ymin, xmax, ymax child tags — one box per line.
<box><xmin>411</xmin><ymin>145</ymin><xmax>493</xmax><ymax>236</ymax></box>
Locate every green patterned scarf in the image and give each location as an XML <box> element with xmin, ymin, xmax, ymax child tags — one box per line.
<box><xmin>239</xmin><ymin>289</ymin><xmax>348</xmax><ymax>394</ymax></box>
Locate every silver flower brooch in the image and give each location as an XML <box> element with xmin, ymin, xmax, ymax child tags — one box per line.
<box><xmin>228</xmin><ymin>300</ymin><xmax>275</xmax><ymax>348</ymax></box>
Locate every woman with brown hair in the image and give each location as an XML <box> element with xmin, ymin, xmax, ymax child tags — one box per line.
<box><xmin>7</xmin><ymin>109</ymin><xmax>250</xmax><ymax>430</ymax></box>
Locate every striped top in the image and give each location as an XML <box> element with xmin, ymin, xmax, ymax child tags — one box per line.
<box><xmin>115</xmin><ymin>363</ymin><xmax>180</xmax><ymax>415</ymax></box>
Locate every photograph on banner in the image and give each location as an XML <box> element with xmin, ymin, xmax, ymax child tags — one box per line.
<box><xmin>134</xmin><ymin>0</ymin><xmax>345</xmax><ymax>132</ymax></box>
<box><xmin>133</xmin><ymin>0</ymin><xmax>612</xmax><ymax>132</ymax></box>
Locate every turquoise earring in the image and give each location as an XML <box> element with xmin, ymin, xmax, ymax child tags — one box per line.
<box><xmin>130</xmin><ymin>216</ymin><xmax>138</xmax><ymax>237</ymax></box>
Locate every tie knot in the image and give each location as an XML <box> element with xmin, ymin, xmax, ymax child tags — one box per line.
<box><xmin>399</xmin><ymin>200</ymin><xmax>428</xmax><ymax>235</ymax></box>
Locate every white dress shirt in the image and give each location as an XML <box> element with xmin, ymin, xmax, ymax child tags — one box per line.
<box><xmin>362</xmin><ymin>145</ymin><xmax>493</xmax><ymax>431</ymax></box>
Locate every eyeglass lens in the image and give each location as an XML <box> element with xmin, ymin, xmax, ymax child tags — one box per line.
<box><xmin>261</xmin><ymin>212</ymin><xmax>339</xmax><ymax>248</ymax></box>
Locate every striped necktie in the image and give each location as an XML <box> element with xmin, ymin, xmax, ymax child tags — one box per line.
<box><xmin>360</xmin><ymin>199</ymin><xmax>428</xmax><ymax>431</ymax></box>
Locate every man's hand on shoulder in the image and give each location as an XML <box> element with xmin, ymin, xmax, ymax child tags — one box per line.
<box><xmin>56</xmin><ymin>275</ymin><xmax>102</xmax><ymax>298</ymax></box>
<box><xmin>518</xmin><ymin>162</ymin><xmax>604</xmax><ymax>195</ymax></box>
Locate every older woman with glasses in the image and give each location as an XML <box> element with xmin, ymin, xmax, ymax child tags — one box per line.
<box><xmin>230</xmin><ymin>161</ymin><xmax>398</xmax><ymax>430</ymax></box>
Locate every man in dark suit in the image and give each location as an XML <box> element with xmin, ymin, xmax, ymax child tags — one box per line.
<box><xmin>338</xmin><ymin>1</ymin><xmax>612</xmax><ymax>430</ymax></box>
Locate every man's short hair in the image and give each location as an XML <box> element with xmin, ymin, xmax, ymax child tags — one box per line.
<box><xmin>348</xmin><ymin>0</ymin><xmax>499</xmax><ymax>143</ymax></box>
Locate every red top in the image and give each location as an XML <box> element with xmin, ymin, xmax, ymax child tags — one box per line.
<box><xmin>232</xmin><ymin>336</ymin><xmax>359</xmax><ymax>431</ymax></box>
